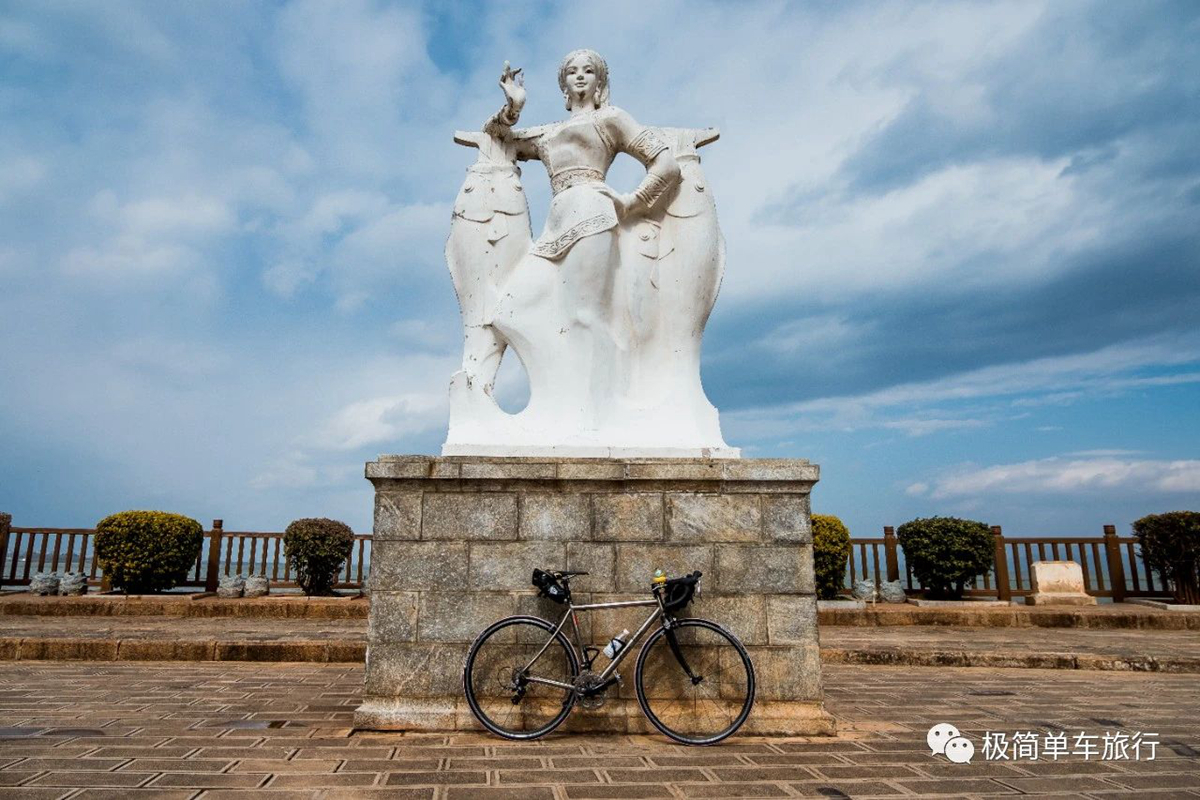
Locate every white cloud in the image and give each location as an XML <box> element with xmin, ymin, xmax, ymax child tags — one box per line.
<box><xmin>726</xmin><ymin>333</ymin><xmax>1200</xmax><ymax>440</ymax></box>
<box><xmin>0</xmin><ymin>155</ymin><xmax>44</xmax><ymax>202</ymax></box>
<box><xmin>882</xmin><ymin>417</ymin><xmax>989</xmax><ymax>437</ymax></box>
<box><xmin>62</xmin><ymin>236</ymin><xmax>201</xmax><ymax>279</ymax></box>
<box><xmin>317</xmin><ymin>392</ymin><xmax>445</xmax><ymax>451</ymax></box>
<box><xmin>929</xmin><ymin>457</ymin><xmax>1200</xmax><ymax>499</ymax></box>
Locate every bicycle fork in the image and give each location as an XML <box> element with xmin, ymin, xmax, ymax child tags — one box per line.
<box><xmin>665</xmin><ymin>627</ymin><xmax>704</xmax><ymax>685</ymax></box>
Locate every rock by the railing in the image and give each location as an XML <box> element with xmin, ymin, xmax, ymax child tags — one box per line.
<box><xmin>243</xmin><ymin>575</ymin><xmax>269</xmax><ymax>598</ymax></box>
<box><xmin>853</xmin><ymin>579</ymin><xmax>877</xmax><ymax>603</ymax></box>
<box><xmin>29</xmin><ymin>572</ymin><xmax>60</xmax><ymax>596</ymax></box>
<box><xmin>879</xmin><ymin>579</ymin><xmax>907</xmax><ymax>603</ymax></box>
<box><xmin>58</xmin><ymin>572</ymin><xmax>87</xmax><ymax>596</ymax></box>
<box><xmin>217</xmin><ymin>575</ymin><xmax>245</xmax><ymax>599</ymax></box>
<box><xmin>359</xmin><ymin>573</ymin><xmax>370</xmax><ymax>598</ymax></box>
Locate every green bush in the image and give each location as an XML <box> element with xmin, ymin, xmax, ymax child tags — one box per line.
<box><xmin>94</xmin><ymin>510</ymin><xmax>203</xmax><ymax>594</ymax></box>
<box><xmin>896</xmin><ymin>516</ymin><xmax>993</xmax><ymax>600</ymax></box>
<box><xmin>812</xmin><ymin>514</ymin><xmax>851</xmax><ymax>600</ymax></box>
<box><xmin>1133</xmin><ymin>511</ymin><xmax>1200</xmax><ymax>605</ymax></box>
<box><xmin>283</xmin><ymin>517</ymin><xmax>354</xmax><ymax>596</ymax></box>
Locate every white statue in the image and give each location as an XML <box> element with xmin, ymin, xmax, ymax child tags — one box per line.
<box><xmin>443</xmin><ymin>52</ymin><xmax>738</xmax><ymax>457</ymax></box>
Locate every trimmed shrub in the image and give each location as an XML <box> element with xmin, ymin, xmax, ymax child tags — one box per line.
<box><xmin>283</xmin><ymin>517</ymin><xmax>354</xmax><ymax>596</ymax></box>
<box><xmin>896</xmin><ymin>516</ymin><xmax>993</xmax><ymax>600</ymax></box>
<box><xmin>1133</xmin><ymin>511</ymin><xmax>1200</xmax><ymax>605</ymax></box>
<box><xmin>94</xmin><ymin>510</ymin><xmax>204</xmax><ymax>594</ymax></box>
<box><xmin>812</xmin><ymin>514</ymin><xmax>851</xmax><ymax>600</ymax></box>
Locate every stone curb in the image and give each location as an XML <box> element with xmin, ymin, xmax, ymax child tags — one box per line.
<box><xmin>820</xmin><ymin>647</ymin><xmax>1200</xmax><ymax>672</ymax></box>
<box><xmin>817</xmin><ymin>606</ymin><xmax>1200</xmax><ymax>630</ymax></box>
<box><xmin>5</xmin><ymin>595</ymin><xmax>1199</xmax><ymax>628</ymax></box>
<box><xmin>0</xmin><ymin>595</ymin><xmax>369</xmax><ymax>619</ymax></box>
<box><xmin>4</xmin><ymin>635</ymin><xmax>1198</xmax><ymax>672</ymax></box>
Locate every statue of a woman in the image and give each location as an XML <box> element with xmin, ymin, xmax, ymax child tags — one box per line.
<box><xmin>444</xmin><ymin>51</ymin><xmax>736</xmax><ymax>456</ymax></box>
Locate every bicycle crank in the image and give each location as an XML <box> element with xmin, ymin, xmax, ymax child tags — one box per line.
<box><xmin>573</xmin><ymin>671</ymin><xmax>612</xmax><ymax>709</ymax></box>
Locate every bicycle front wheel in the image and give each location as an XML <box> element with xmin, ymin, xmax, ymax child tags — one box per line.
<box><xmin>634</xmin><ymin>618</ymin><xmax>755</xmax><ymax>745</ymax></box>
<box><xmin>463</xmin><ymin>615</ymin><xmax>579</xmax><ymax>740</ymax></box>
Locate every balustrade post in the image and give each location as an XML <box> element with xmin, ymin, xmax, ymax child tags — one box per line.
<box><xmin>0</xmin><ymin>512</ymin><xmax>10</xmax><ymax>589</ymax></box>
<box><xmin>1103</xmin><ymin>524</ymin><xmax>1126</xmax><ymax>602</ymax></box>
<box><xmin>204</xmin><ymin>519</ymin><xmax>224</xmax><ymax>592</ymax></box>
<box><xmin>991</xmin><ymin>525</ymin><xmax>1011</xmax><ymax>601</ymax></box>
<box><xmin>883</xmin><ymin>526</ymin><xmax>899</xmax><ymax>582</ymax></box>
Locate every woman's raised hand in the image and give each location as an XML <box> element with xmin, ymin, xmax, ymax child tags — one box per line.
<box><xmin>499</xmin><ymin>61</ymin><xmax>526</xmax><ymax>119</ymax></box>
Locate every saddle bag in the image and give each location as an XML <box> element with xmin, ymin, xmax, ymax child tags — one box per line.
<box><xmin>531</xmin><ymin>568</ymin><xmax>569</xmax><ymax>604</ymax></box>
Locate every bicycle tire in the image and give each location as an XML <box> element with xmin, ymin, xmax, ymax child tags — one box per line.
<box><xmin>634</xmin><ymin>618</ymin><xmax>755</xmax><ymax>745</ymax></box>
<box><xmin>463</xmin><ymin>615</ymin><xmax>579</xmax><ymax>740</ymax></box>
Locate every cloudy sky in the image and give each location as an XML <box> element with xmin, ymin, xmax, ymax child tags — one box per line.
<box><xmin>1</xmin><ymin>0</ymin><xmax>1197</xmax><ymax>536</ymax></box>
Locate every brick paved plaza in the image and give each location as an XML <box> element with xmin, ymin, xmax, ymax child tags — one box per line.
<box><xmin>1</xmin><ymin>661</ymin><xmax>1197</xmax><ymax>798</ymax></box>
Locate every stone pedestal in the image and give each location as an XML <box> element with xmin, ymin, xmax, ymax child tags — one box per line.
<box><xmin>354</xmin><ymin>455</ymin><xmax>833</xmax><ymax>736</ymax></box>
<box><xmin>1025</xmin><ymin>561</ymin><xmax>1097</xmax><ymax>606</ymax></box>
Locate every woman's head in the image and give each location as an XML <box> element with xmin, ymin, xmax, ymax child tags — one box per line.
<box><xmin>558</xmin><ymin>49</ymin><xmax>609</xmax><ymax>110</ymax></box>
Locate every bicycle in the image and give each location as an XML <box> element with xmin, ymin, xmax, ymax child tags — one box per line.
<box><xmin>462</xmin><ymin>567</ymin><xmax>755</xmax><ymax>745</ymax></box>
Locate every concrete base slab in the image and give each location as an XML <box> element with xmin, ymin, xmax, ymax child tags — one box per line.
<box><xmin>1127</xmin><ymin>597</ymin><xmax>1200</xmax><ymax>612</ymax></box>
<box><xmin>818</xmin><ymin>599</ymin><xmax>866</xmax><ymax>611</ymax></box>
<box><xmin>1026</xmin><ymin>592</ymin><xmax>1097</xmax><ymax>606</ymax></box>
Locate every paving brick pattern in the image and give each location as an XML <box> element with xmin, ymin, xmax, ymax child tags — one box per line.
<box><xmin>0</xmin><ymin>662</ymin><xmax>1197</xmax><ymax>797</ymax></box>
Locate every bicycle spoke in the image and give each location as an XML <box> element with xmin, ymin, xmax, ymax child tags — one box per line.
<box><xmin>464</xmin><ymin>618</ymin><xmax>578</xmax><ymax>740</ymax></box>
<box><xmin>635</xmin><ymin>619</ymin><xmax>754</xmax><ymax>745</ymax></box>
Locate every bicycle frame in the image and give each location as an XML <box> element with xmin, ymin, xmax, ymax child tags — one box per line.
<box><xmin>520</xmin><ymin>593</ymin><xmax>668</xmax><ymax>692</ymax></box>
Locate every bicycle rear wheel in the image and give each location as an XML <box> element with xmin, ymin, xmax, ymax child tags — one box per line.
<box><xmin>463</xmin><ymin>615</ymin><xmax>579</xmax><ymax>740</ymax></box>
<box><xmin>634</xmin><ymin>618</ymin><xmax>755</xmax><ymax>745</ymax></box>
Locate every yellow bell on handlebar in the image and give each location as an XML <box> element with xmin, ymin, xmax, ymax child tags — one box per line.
<box><xmin>652</xmin><ymin>569</ymin><xmax>667</xmax><ymax>585</ymax></box>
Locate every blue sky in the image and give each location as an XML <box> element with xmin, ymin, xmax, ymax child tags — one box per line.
<box><xmin>1</xmin><ymin>0</ymin><xmax>1197</xmax><ymax>537</ymax></box>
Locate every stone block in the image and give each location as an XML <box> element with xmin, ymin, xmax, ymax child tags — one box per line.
<box><xmin>461</xmin><ymin>461</ymin><xmax>556</xmax><ymax>479</ymax></box>
<box><xmin>367</xmin><ymin>592</ymin><xmax>418</xmax><ymax>643</ymax></box>
<box><xmin>370</xmin><ymin>540</ymin><xmax>467</xmax><ymax>592</ymax></box>
<box><xmin>422</xmin><ymin>493</ymin><xmax>517</xmax><ymax>541</ymax></box>
<box><xmin>613</xmin><ymin>544</ymin><xmax>713</xmax><ymax>592</ymax></box>
<box><xmin>667</xmin><ymin>494</ymin><xmax>761</xmax><ymax>542</ymax></box>
<box><xmin>367</xmin><ymin>457</ymin><xmax>437</xmax><ymax>479</ymax></box>
<box><xmin>363</xmin><ymin>642</ymin><xmax>469</xmax><ymax>697</ymax></box>
<box><xmin>373</xmin><ymin>493</ymin><xmax>422</xmax><ymax>541</ymax></box>
<box><xmin>557</xmin><ymin>461</ymin><xmax>626</xmax><ymax>480</ymax></box>
<box><xmin>519</xmin><ymin>494</ymin><xmax>591</xmax><ymax>540</ymax></box>
<box><xmin>567</xmin><ymin>542</ymin><xmax>615</xmax><ymax>592</ymax></box>
<box><xmin>748</xmin><ymin>644</ymin><xmax>823</xmax><ymax>700</ymax></box>
<box><xmin>766</xmin><ymin>594</ymin><xmax>818</xmax><ymax>645</ymax></box>
<box><xmin>625</xmin><ymin>461</ymin><xmax>724</xmax><ymax>480</ymax></box>
<box><xmin>763</xmin><ymin>495</ymin><xmax>812</xmax><ymax>543</ymax></box>
<box><xmin>593</xmin><ymin>493</ymin><xmax>664</xmax><ymax>541</ymax></box>
<box><xmin>684</xmin><ymin>593</ymin><xmax>767</xmax><ymax>645</ymax></box>
<box><xmin>721</xmin><ymin>460</ymin><xmax>817</xmax><ymax>481</ymax></box>
<box><xmin>418</xmin><ymin>592</ymin><xmax>517</xmax><ymax>643</ymax></box>
<box><xmin>469</xmin><ymin>541</ymin><xmax>566</xmax><ymax>590</ymax></box>
<box><xmin>715</xmin><ymin>545</ymin><xmax>814</xmax><ymax>594</ymax></box>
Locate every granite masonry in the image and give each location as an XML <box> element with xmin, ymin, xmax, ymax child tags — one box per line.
<box><xmin>354</xmin><ymin>455</ymin><xmax>833</xmax><ymax>736</ymax></box>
